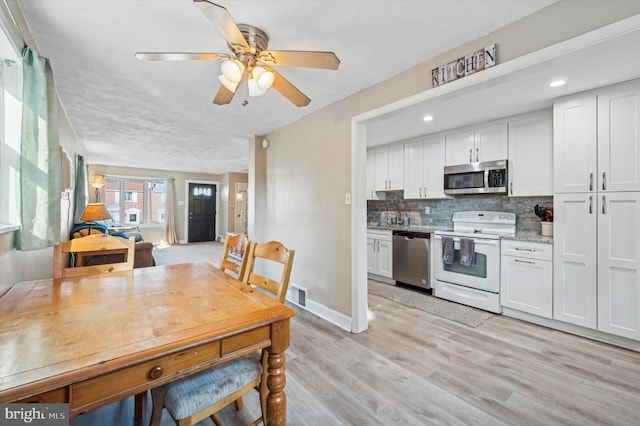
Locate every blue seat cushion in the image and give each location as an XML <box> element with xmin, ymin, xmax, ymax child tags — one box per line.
<box><xmin>156</xmin><ymin>356</ymin><xmax>261</xmax><ymax>420</ymax></box>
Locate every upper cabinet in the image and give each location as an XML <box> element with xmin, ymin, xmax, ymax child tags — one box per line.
<box><xmin>366</xmin><ymin>150</ymin><xmax>383</xmax><ymax>200</ymax></box>
<box><xmin>554</xmin><ymin>79</ymin><xmax>640</xmax><ymax>193</ymax></box>
<box><xmin>373</xmin><ymin>145</ymin><xmax>404</xmax><ymax>191</ymax></box>
<box><xmin>445</xmin><ymin>123</ymin><xmax>507</xmax><ymax>165</ymax></box>
<box><xmin>508</xmin><ymin>111</ymin><xmax>553</xmax><ymax>197</ymax></box>
<box><xmin>404</xmin><ymin>136</ymin><xmax>447</xmax><ymax>199</ymax></box>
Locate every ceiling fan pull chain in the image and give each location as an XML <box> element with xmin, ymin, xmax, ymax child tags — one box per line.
<box><xmin>242</xmin><ymin>70</ymin><xmax>249</xmax><ymax>106</ymax></box>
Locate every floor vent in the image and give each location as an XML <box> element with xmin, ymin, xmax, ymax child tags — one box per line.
<box><xmin>290</xmin><ymin>285</ymin><xmax>307</xmax><ymax>307</ymax></box>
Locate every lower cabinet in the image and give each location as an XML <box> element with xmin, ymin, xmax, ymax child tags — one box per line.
<box><xmin>367</xmin><ymin>229</ymin><xmax>392</xmax><ymax>279</ymax></box>
<box><xmin>501</xmin><ymin>240</ymin><xmax>553</xmax><ymax>318</ymax></box>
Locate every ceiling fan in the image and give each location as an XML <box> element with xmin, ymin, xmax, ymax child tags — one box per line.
<box><xmin>135</xmin><ymin>0</ymin><xmax>340</xmax><ymax>107</ymax></box>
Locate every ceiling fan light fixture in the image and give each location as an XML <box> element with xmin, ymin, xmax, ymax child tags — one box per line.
<box><xmin>252</xmin><ymin>66</ymin><xmax>275</xmax><ymax>90</ymax></box>
<box><xmin>220</xmin><ymin>59</ymin><xmax>244</xmax><ymax>83</ymax></box>
<box><xmin>218</xmin><ymin>74</ymin><xmax>239</xmax><ymax>92</ymax></box>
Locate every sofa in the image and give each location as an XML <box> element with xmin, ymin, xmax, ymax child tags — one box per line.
<box><xmin>71</xmin><ymin>223</ymin><xmax>156</xmax><ymax>268</ymax></box>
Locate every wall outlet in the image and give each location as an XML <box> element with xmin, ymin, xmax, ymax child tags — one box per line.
<box><xmin>424</xmin><ymin>206</ymin><xmax>431</xmax><ymax>214</ymax></box>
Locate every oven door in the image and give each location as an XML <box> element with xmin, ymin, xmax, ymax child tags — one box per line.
<box><xmin>433</xmin><ymin>234</ymin><xmax>500</xmax><ymax>292</ymax></box>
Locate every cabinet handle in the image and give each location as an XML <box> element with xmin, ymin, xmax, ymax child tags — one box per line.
<box><xmin>510</xmin><ymin>181</ymin><xmax>513</xmax><ymax>195</ymax></box>
<box><xmin>419</xmin><ymin>187</ymin><xmax>422</xmax><ymax>198</ymax></box>
<box><xmin>469</xmin><ymin>149</ymin><xmax>473</xmax><ymax>163</ymax></box>
<box><xmin>602</xmin><ymin>171</ymin><xmax>606</xmax><ymax>191</ymax></box>
<box><xmin>476</xmin><ymin>147</ymin><xmax>479</xmax><ymax>162</ymax></box>
<box><xmin>589</xmin><ymin>172</ymin><xmax>593</xmax><ymax>191</ymax></box>
<box><xmin>602</xmin><ymin>195</ymin><xmax>606</xmax><ymax>214</ymax></box>
<box><xmin>589</xmin><ymin>195</ymin><xmax>593</xmax><ymax>214</ymax></box>
<box><xmin>514</xmin><ymin>259</ymin><xmax>536</xmax><ymax>265</ymax></box>
<box><xmin>423</xmin><ymin>187</ymin><xmax>426</xmax><ymax>198</ymax></box>
<box><xmin>514</xmin><ymin>247</ymin><xmax>536</xmax><ymax>252</ymax></box>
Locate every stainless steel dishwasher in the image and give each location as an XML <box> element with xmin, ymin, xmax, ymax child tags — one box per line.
<box><xmin>392</xmin><ymin>230</ymin><xmax>431</xmax><ymax>290</ymax></box>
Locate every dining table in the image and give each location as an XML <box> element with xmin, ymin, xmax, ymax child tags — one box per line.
<box><xmin>0</xmin><ymin>261</ymin><xmax>296</xmax><ymax>425</ymax></box>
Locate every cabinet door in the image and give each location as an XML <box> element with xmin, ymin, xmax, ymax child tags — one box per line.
<box><xmin>474</xmin><ymin>123</ymin><xmax>508</xmax><ymax>162</ymax></box>
<box><xmin>553</xmin><ymin>95</ymin><xmax>597</xmax><ymax>193</ymax></box>
<box><xmin>597</xmin><ymin>81</ymin><xmax>640</xmax><ymax>192</ymax></box>
<box><xmin>445</xmin><ymin>130</ymin><xmax>474</xmax><ymax>165</ymax></box>
<box><xmin>403</xmin><ymin>140</ymin><xmax>425</xmax><ymax>199</ymax></box>
<box><xmin>553</xmin><ymin>193</ymin><xmax>597</xmax><ymax>328</ymax></box>
<box><xmin>366</xmin><ymin>150</ymin><xmax>381</xmax><ymax>200</ymax></box>
<box><xmin>501</xmin><ymin>255</ymin><xmax>553</xmax><ymax>318</ymax></box>
<box><xmin>508</xmin><ymin>112</ymin><xmax>553</xmax><ymax>196</ymax></box>
<box><xmin>423</xmin><ymin>136</ymin><xmax>447</xmax><ymax>198</ymax></box>
<box><xmin>373</xmin><ymin>148</ymin><xmax>389</xmax><ymax>191</ymax></box>
<box><xmin>367</xmin><ymin>237</ymin><xmax>377</xmax><ymax>274</ymax></box>
<box><xmin>388</xmin><ymin>144</ymin><xmax>404</xmax><ymax>191</ymax></box>
<box><xmin>377</xmin><ymin>239</ymin><xmax>393</xmax><ymax>278</ymax></box>
<box><xmin>597</xmin><ymin>192</ymin><xmax>640</xmax><ymax>339</ymax></box>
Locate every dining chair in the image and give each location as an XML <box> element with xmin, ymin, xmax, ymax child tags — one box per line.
<box><xmin>53</xmin><ymin>234</ymin><xmax>136</xmax><ymax>279</ymax></box>
<box><xmin>218</xmin><ymin>233</ymin><xmax>250</xmax><ymax>279</ymax></box>
<box><xmin>150</xmin><ymin>240</ymin><xmax>295</xmax><ymax>426</ymax></box>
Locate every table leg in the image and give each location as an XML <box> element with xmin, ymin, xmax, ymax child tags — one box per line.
<box><xmin>134</xmin><ymin>392</ymin><xmax>144</xmax><ymax>425</ymax></box>
<box><xmin>267</xmin><ymin>319</ymin><xmax>290</xmax><ymax>425</ymax></box>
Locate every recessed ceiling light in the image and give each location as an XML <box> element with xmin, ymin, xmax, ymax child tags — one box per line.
<box><xmin>423</xmin><ymin>115</ymin><xmax>434</xmax><ymax>122</ymax></box>
<box><xmin>549</xmin><ymin>79</ymin><xmax>566</xmax><ymax>88</ymax></box>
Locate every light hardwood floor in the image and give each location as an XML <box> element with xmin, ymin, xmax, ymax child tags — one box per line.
<box><xmin>72</xmin><ymin>291</ymin><xmax>640</xmax><ymax>426</ymax></box>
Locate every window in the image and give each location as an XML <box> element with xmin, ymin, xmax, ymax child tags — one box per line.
<box><xmin>0</xmin><ymin>21</ymin><xmax>23</xmax><ymax>228</ymax></box>
<box><xmin>104</xmin><ymin>177</ymin><xmax>166</xmax><ymax>225</ymax></box>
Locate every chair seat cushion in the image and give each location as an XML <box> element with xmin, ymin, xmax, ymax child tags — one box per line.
<box><xmin>156</xmin><ymin>356</ymin><xmax>261</xmax><ymax>420</ymax></box>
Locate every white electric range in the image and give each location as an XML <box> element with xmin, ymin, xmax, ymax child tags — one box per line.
<box><xmin>433</xmin><ymin>211</ymin><xmax>516</xmax><ymax>313</ymax></box>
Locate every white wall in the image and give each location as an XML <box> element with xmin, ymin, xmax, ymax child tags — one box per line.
<box><xmin>255</xmin><ymin>1</ymin><xmax>640</xmax><ymax>330</ymax></box>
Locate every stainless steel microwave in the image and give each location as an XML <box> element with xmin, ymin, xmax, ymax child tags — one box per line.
<box><xmin>443</xmin><ymin>160</ymin><xmax>508</xmax><ymax>195</ymax></box>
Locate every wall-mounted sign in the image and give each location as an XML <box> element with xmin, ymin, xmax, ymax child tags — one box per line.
<box><xmin>431</xmin><ymin>44</ymin><xmax>496</xmax><ymax>87</ymax></box>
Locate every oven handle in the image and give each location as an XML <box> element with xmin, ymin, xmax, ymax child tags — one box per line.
<box><xmin>433</xmin><ymin>235</ymin><xmax>499</xmax><ymax>246</ymax></box>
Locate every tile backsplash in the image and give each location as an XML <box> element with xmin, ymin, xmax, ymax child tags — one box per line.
<box><xmin>367</xmin><ymin>191</ymin><xmax>553</xmax><ymax>234</ymax></box>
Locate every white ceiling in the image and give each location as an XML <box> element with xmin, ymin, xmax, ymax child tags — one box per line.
<box><xmin>16</xmin><ymin>0</ymin><xmax>558</xmax><ymax>174</ymax></box>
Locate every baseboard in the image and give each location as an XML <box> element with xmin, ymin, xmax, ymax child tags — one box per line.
<box><xmin>286</xmin><ymin>295</ymin><xmax>352</xmax><ymax>332</ymax></box>
<box><xmin>502</xmin><ymin>307</ymin><xmax>640</xmax><ymax>352</ymax></box>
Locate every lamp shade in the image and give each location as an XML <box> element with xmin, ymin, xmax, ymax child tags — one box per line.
<box><xmin>220</xmin><ymin>60</ymin><xmax>244</xmax><ymax>83</ymax></box>
<box><xmin>249</xmin><ymin>66</ymin><xmax>274</xmax><ymax>97</ymax></box>
<box><xmin>89</xmin><ymin>174</ymin><xmax>106</xmax><ymax>189</ymax></box>
<box><xmin>81</xmin><ymin>203</ymin><xmax>112</xmax><ymax>222</ymax></box>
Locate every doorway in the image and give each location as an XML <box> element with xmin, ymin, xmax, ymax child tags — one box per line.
<box><xmin>188</xmin><ymin>182</ymin><xmax>216</xmax><ymax>242</ymax></box>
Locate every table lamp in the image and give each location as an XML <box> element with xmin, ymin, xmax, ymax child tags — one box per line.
<box><xmin>80</xmin><ymin>203</ymin><xmax>112</xmax><ymax>235</ymax></box>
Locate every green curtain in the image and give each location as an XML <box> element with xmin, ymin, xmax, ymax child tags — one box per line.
<box><xmin>74</xmin><ymin>154</ymin><xmax>88</xmax><ymax>223</ymax></box>
<box><xmin>19</xmin><ymin>46</ymin><xmax>60</xmax><ymax>250</ymax></box>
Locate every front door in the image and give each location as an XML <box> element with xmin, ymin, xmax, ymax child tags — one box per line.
<box><xmin>188</xmin><ymin>183</ymin><xmax>216</xmax><ymax>242</ymax></box>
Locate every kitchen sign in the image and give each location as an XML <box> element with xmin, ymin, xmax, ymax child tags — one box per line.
<box><xmin>431</xmin><ymin>44</ymin><xmax>496</xmax><ymax>87</ymax></box>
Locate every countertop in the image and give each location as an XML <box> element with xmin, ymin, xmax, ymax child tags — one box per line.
<box><xmin>501</xmin><ymin>232</ymin><xmax>553</xmax><ymax>244</ymax></box>
<box><xmin>367</xmin><ymin>224</ymin><xmax>452</xmax><ymax>234</ymax></box>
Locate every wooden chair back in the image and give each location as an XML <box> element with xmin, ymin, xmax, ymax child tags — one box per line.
<box><xmin>243</xmin><ymin>241</ymin><xmax>295</xmax><ymax>303</ymax></box>
<box><xmin>53</xmin><ymin>234</ymin><xmax>136</xmax><ymax>279</ymax></box>
<box><xmin>219</xmin><ymin>233</ymin><xmax>250</xmax><ymax>279</ymax></box>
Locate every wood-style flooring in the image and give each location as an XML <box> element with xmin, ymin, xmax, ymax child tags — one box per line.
<box><xmin>72</xmin><ymin>292</ymin><xmax>640</xmax><ymax>425</ymax></box>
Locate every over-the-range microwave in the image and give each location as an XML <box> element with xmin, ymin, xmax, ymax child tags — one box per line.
<box><xmin>443</xmin><ymin>159</ymin><xmax>508</xmax><ymax>195</ymax></box>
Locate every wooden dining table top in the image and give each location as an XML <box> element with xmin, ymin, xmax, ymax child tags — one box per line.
<box><xmin>0</xmin><ymin>261</ymin><xmax>297</xmax><ymax>405</ymax></box>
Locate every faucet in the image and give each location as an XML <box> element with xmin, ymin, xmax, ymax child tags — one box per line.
<box><xmin>388</xmin><ymin>202</ymin><xmax>401</xmax><ymax>225</ymax></box>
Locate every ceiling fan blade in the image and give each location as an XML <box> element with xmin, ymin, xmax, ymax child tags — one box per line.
<box><xmin>194</xmin><ymin>0</ymin><xmax>249</xmax><ymax>50</ymax></box>
<box><xmin>258</xmin><ymin>50</ymin><xmax>340</xmax><ymax>70</ymax></box>
<box><xmin>135</xmin><ymin>52</ymin><xmax>231</xmax><ymax>61</ymax></box>
<box><xmin>213</xmin><ymin>84</ymin><xmax>236</xmax><ymax>105</ymax></box>
<box><xmin>263</xmin><ymin>66</ymin><xmax>310</xmax><ymax>107</ymax></box>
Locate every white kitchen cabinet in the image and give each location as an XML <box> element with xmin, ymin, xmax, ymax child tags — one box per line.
<box><xmin>366</xmin><ymin>150</ymin><xmax>383</xmax><ymax>200</ymax></box>
<box><xmin>553</xmin><ymin>193</ymin><xmax>598</xmax><ymax>328</ymax></box>
<box><xmin>501</xmin><ymin>240</ymin><xmax>553</xmax><ymax>318</ymax></box>
<box><xmin>403</xmin><ymin>136</ymin><xmax>447</xmax><ymax>199</ymax></box>
<box><xmin>508</xmin><ymin>111</ymin><xmax>553</xmax><ymax>196</ymax></box>
<box><xmin>597</xmin><ymin>192</ymin><xmax>640</xmax><ymax>340</ymax></box>
<box><xmin>373</xmin><ymin>145</ymin><xmax>404</xmax><ymax>191</ymax></box>
<box><xmin>554</xmin><ymin>80</ymin><xmax>640</xmax><ymax>193</ymax></box>
<box><xmin>367</xmin><ymin>229</ymin><xmax>393</xmax><ymax>279</ymax></box>
<box><xmin>445</xmin><ymin>123</ymin><xmax>507</xmax><ymax>165</ymax></box>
